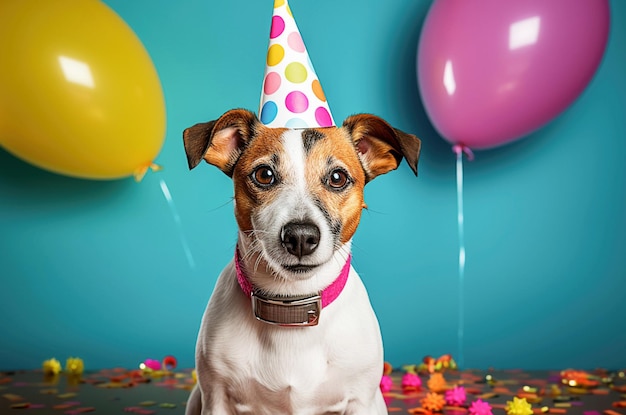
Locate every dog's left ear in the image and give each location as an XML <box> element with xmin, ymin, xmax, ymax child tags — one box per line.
<box><xmin>342</xmin><ymin>114</ymin><xmax>421</xmax><ymax>182</ymax></box>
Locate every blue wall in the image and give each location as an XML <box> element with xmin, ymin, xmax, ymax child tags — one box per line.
<box><xmin>1</xmin><ymin>0</ymin><xmax>624</xmax><ymax>371</ymax></box>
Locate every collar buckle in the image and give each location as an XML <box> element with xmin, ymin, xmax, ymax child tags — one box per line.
<box><xmin>251</xmin><ymin>291</ymin><xmax>321</xmax><ymax>327</ymax></box>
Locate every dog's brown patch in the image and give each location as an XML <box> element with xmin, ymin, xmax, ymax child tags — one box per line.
<box><xmin>231</xmin><ymin>127</ymin><xmax>287</xmax><ymax>233</ymax></box>
<box><xmin>304</xmin><ymin>128</ymin><xmax>366</xmax><ymax>244</ymax></box>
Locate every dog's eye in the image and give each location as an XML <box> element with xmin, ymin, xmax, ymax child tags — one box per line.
<box><xmin>327</xmin><ymin>169</ymin><xmax>350</xmax><ymax>190</ymax></box>
<box><xmin>252</xmin><ymin>165</ymin><xmax>276</xmax><ymax>187</ymax></box>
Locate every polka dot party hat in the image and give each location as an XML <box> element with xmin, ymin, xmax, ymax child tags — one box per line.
<box><xmin>259</xmin><ymin>0</ymin><xmax>335</xmax><ymax>128</ymax></box>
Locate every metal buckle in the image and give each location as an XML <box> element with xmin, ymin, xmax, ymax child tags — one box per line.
<box><xmin>251</xmin><ymin>291</ymin><xmax>322</xmax><ymax>327</ymax></box>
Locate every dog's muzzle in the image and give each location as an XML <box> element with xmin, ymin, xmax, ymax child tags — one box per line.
<box><xmin>252</xmin><ymin>291</ymin><xmax>321</xmax><ymax>326</ymax></box>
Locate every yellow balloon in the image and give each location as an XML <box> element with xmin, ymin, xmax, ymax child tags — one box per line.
<box><xmin>0</xmin><ymin>0</ymin><xmax>165</xmax><ymax>180</ymax></box>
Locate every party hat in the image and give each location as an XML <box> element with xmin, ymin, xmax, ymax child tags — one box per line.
<box><xmin>259</xmin><ymin>0</ymin><xmax>335</xmax><ymax>128</ymax></box>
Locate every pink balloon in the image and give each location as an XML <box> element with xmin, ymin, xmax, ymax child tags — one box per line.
<box><xmin>417</xmin><ymin>0</ymin><xmax>610</xmax><ymax>150</ymax></box>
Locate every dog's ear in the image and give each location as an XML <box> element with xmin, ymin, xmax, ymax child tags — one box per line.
<box><xmin>342</xmin><ymin>114</ymin><xmax>421</xmax><ymax>182</ymax></box>
<box><xmin>183</xmin><ymin>109</ymin><xmax>258</xmax><ymax>176</ymax></box>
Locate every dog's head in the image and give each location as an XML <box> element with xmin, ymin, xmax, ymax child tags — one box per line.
<box><xmin>183</xmin><ymin>109</ymin><xmax>420</xmax><ymax>280</ymax></box>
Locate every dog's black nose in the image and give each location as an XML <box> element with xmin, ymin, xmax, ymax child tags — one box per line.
<box><xmin>281</xmin><ymin>222</ymin><xmax>320</xmax><ymax>258</ymax></box>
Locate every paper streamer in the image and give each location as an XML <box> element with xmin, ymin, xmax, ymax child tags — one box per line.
<box><xmin>159</xmin><ymin>179</ymin><xmax>196</xmax><ymax>270</ymax></box>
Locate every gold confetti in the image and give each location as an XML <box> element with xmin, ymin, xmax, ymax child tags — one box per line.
<box><xmin>42</xmin><ymin>358</ymin><xmax>62</xmax><ymax>375</ymax></box>
<box><xmin>65</xmin><ymin>357</ymin><xmax>84</xmax><ymax>375</ymax></box>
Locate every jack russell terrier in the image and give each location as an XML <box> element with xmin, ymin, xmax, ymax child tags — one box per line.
<box><xmin>183</xmin><ymin>108</ymin><xmax>420</xmax><ymax>414</ymax></box>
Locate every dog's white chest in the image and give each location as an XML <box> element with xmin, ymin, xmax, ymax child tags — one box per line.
<box><xmin>227</xmin><ymin>337</ymin><xmax>349</xmax><ymax>414</ymax></box>
<box><xmin>194</xmin><ymin>263</ymin><xmax>386</xmax><ymax>414</ymax></box>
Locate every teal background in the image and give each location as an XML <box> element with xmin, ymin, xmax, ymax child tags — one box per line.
<box><xmin>1</xmin><ymin>0</ymin><xmax>625</xmax><ymax>370</ymax></box>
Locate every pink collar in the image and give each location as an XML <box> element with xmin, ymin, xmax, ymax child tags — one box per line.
<box><xmin>235</xmin><ymin>248</ymin><xmax>351</xmax><ymax>326</ymax></box>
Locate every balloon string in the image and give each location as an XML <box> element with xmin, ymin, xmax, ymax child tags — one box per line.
<box><xmin>453</xmin><ymin>144</ymin><xmax>470</xmax><ymax>370</ymax></box>
<box><xmin>159</xmin><ymin>178</ymin><xmax>196</xmax><ymax>271</ymax></box>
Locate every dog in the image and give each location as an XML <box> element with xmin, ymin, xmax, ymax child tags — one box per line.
<box><xmin>183</xmin><ymin>108</ymin><xmax>420</xmax><ymax>414</ymax></box>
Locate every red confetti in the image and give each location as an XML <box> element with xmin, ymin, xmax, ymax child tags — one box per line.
<box><xmin>124</xmin><ymin>407</ymin><xmax>157</xmax><ymax>414</ymax></box>
<box><xmin>65</xmin><ymin>407</ymin><xmax>96</xmax><ymax>415</ymax></box>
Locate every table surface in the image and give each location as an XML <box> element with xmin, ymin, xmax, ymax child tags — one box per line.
<box><xmin>1</xmin><ymin>368</ymin><xmax>624</xmax><ymax>414</ymax></box>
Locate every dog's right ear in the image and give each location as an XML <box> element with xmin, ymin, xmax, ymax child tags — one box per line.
<box><xmin>183</xmin><ymin>109</ymin><xmax>258</xmax><ymax>177</ymax></box>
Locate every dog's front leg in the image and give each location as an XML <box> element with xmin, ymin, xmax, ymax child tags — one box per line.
<box><xmin>185</xmin><ymin>385</ymin><xmax>202</xmax><ymax>415</ymax></box>
<box><xmin>343</xmin><ymin>390</ymin><xmax>388</xmax><ymax>415</ymax></box>
<box><xmin>185</xmin><ymin>383</ymin><xmax>234</xmax><ymax>415</ymax></box>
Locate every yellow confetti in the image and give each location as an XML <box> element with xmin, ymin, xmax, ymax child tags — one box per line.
<box><xmin>506</xmin><ymin>396</ymin><xmax>533</xmax><ymax>415</ymax></box>
<box><xmin>42</xmin><ymin>358</ymin><xmax>62</xmax><ymax>375</ymax></box>
<box><xmin>65</xmin><ymin>357</ymin><xmax>84</xmax><ymax>375</ymax></box>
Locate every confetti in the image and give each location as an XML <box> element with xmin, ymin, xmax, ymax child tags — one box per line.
<box><xmin>162</xmin><ymin>356</ymin><xmax>177</xmax><ymax>371</ymax></box>
<box><xmin>402</xmin><ymin>372</ymin><xmax>422</xmax><ymax>391</ymax></box>
<box><xmin>421</xmin><ymin>392</ymin><xmax>446</xmax><ymax>411</ymax></box>
<box><xmin>428</xmin><ymin>373</ymin><xmax>447</xmax><ymax>393</ymax></box>
<box><xmin>477</xmin><ymin>392</ymin><xmax>498</xmax><ymax>400</ymax></box>
<box><xmin>469</xmin><ymin>399</ymin><xmax>494</xmax><ymax>415</ymax></box>
<box><xmin>1</xmin><ymin>366</ymin><xmax>625</xmax><ymax>414</ymax></box>
<box><xmin>65</xmin><ymin>357</ymin><xmax>85</xmax><ymax>375</ymax></box>
<box><xmin>506</xmin><ymin>397</ymin><xmax>533</xmax><ymax>415</ymax></box>
<box><xmin>125</xmin><ymin>407</ymin><xmax>156</xmax><ymax>414</ymax></box>
<box><xmin>54</xmin><ymin>402</ymin><xmax>81</xmax><ymax>410</ymax></box>
<box><xmin>42</xmin><ymin>358</ymin><xmax>62</xmax><ymax>376</ymax></box>
<box><xmin>380</xmin><ymin>375</ymin><xmax>394</xmax><ymax>393</ymax></box>
<box><xmin>140</xmin><ymin>359</ymin><xmax>162</xmax><ymax>371</ymax></box>
<box><xmin>446</xmin><ymin>385</ymin><xmax>467</xmax><ymax>406</ymax></box>
<box><xmin>66</xmin><ymin>407</ymin><xmax>96</xmax><ymax>415</ymax></box>
<box><xmin>3</xmin><ymin>392</ymin><xmax>24</xmax><ymax>401</ymax></box>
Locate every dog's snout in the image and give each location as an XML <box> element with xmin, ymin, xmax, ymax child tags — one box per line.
<box><xmin>281</xmin><ymin>222</ymin><xmax>320</xmax><ymax>259</ymax></box>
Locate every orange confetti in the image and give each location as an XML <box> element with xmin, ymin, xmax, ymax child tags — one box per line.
<box><xmin>444</xmin><ymin>405</ymin><xmax>468</xmax><ymax>412</ymax></box>
<box><xmin>613</xmin><ymin>401</ymin><xmax>626</xmax><ymax>408</ymax></box>
<box><xmin>428</xmin><ymin>373</ymin><xmax>447</xmax><ymax>393</ymax></box>
<box><xmin>2</xmin><ymin>393</ymin><xmax>24</xmax><ymax>402</ymax></box>
<box><xmin>603</xmin><ymin>410</ymin><xmax>623</xmax><ymax>415</ymax></box>
<box><xmin>548</xmin><ymin>409</ymin><xmax>567</xmax><ymax>414</ymax></box>
<box><xmin>477</xmin><ymin>392</ymin><xmax>498</xmax><ymax>400</ymax></box>
<box><xmin>384</xmin><ymin>362</ymin><xmax>393</xmax><ymax>376</ymax></box>
<box><xmin>421</xmin><ymin>392</ymin><xmax>446</xmax><ymax>412</ymax></box>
